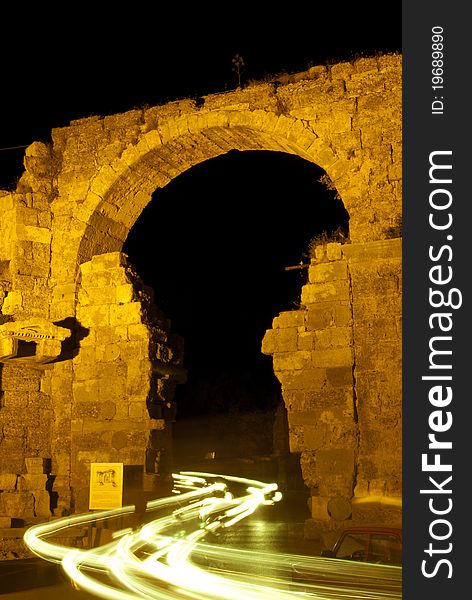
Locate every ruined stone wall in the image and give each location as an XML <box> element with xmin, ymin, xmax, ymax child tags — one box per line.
<box><xmin>0</xmin><ymin>173</ymin><xmax>57</xmax><ymax>525</ymax></box>
<box><xmin>262</xmin><ymin>239</ymin><xmax>402</xmax><ymax>535</ymax></box>
<box><xmin>0</xmin><ymin>249</ymin><xmax>183</xmax><ymax>522</ymax></box>
<box><xmin>0</xmin><ymin>54</ymin><xmax>401</xmax><ymax>531</ymax></box>
<box><xmin>42</xmin><ymin>252</ymin><xmax>182</xmax><ymax>514</ymax></box>
<box><xmin>0</xmin><ymin>368</ymin><xmax>52</xmax><ymax>525</ymax></box>
<box><xmin>0</xmin><ymin>143</ymin><xmax>55</xmax><ymax>320</ymax></box>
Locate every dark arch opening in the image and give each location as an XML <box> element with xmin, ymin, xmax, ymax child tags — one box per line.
<box><xmin>123</xmin><ymin>150</ymin><xmax>348</xmax><ymax>499</ymax></box>
<box><xmin>124</xmin><ymin>149</ymin><xmax>348</xmax><ymax>412</ymax></box>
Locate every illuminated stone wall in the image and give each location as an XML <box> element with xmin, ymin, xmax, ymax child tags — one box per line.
<box><xmin>263</xmin><ymin>239</ymin><xmax>402</xmax><ymax>535</ymax></box>
<box><xmin>0</xmin><ymin>54</ymin><xmax>401</xmax><ymax>529</ymax></box>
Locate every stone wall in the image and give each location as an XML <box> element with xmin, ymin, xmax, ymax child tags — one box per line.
<box><xmin>262</xmin><ymin>239</ymin><xmax>402</xmax><ymax>536</ymax></box>
<box><xmin>0</xmin><ymin>54</ymin><xmax>401</xmax><ymax>532</ymax></box>
<box><xmin>0</xmin><ymin>251</ymin><xmax>184</xmax><ymax>522</ymax></box>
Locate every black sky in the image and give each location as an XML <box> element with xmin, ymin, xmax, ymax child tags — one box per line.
<box><xmin>0</xmin><ymin>9</ymin><xmax>401</xmax><ymax>417</ymax></box>
<box><xmin>0</xmin><ymin>8</ymin><xmax>401</xmax><ymax>187</ymax></box>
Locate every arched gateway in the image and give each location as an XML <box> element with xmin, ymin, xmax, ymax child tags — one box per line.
<box><xmin>0</xmin><ymin>54</ymin><xmax>401</xmax><ymax>541</ymax></box>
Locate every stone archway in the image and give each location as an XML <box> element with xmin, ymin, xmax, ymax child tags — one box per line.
<box><xmin>0</xmin><ymin>54</ymin><xmax>401</xmax><ymax>531</ymax></box>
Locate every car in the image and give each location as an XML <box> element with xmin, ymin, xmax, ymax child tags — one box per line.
<box><xmin>291</xmin><ymin>524</ymin><xmax>402</xmax><ymax>596</ymax></box>
<box><xmin>321</xmin><ymin>523</ymin><xmax>402</xmax><ymax>565</ymax></box>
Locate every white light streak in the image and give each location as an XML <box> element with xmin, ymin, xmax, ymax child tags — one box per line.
<box><xmin>23</xmin><ymin>471</ymin><xmax>401</xmax><ymax>600</ymax></box>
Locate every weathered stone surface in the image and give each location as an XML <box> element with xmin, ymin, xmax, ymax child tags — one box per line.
<box><xmin>0</xmin><ymin>474</ymin><xmax>17</xmax><ymax>491</ymax></box>
<box><xmin>25</xmin><ymin>457</ymin><xmax>44</xmax><ymax>474</ymax></box>
<box><xmin>272</xmin><ymin>311</ymin><xmax>305</xmax><ymax>329</ymax></box>
<box><xmin>261</xmin><ymin>328</ymin><xmax>298</xmax><ymax>354</ymax></box>
<box><xmin>301</xmin><ymin>281</ymin><xmax>350</xmax><ymax>305</ymax></box>
<box><xmin>33</xmin><ymin>490</ymin><xmax>51</xmax><ymax>517</ymax></box>
<box><xmin>273</xmin><ymin>351</ymin><xmax>312</xmax><ymax>372</ymax></box>
<box><xmin>17</xmin><ymin>474</ymin><xmax>47</xmax><ymax>491</ymax></box>
<box><xmin>308</xmin><ymin>261</ymin><xmax>347</xmax><ymax>283</ymax></box>
<box><xmin>1</xmin><ymin>492</ymin><xmax>35</xmax><ymax>518</ymax></box>
<box><xmin>327</xmin><ymin>496</ymin><xmax>352</xmax><ymax>521</ymax></box>
<box><xmin>0</xmin><ymin>55</ymin><xmax>401</xmax><ymax>535</ymax></box>
<box><xmin>264</xmin><ymin>238</ymin><xmax>401</xmax><ymax>533</ymax></box>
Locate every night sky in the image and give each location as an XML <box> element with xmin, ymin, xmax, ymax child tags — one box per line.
<box><xmin>0</xmin><ymin>9</ymin><xmax>401</xmax><ymax>418</ymax></box>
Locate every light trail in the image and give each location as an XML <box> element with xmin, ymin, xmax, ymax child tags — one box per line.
<box><xmin>23</xmin><ymin>472</ymin><xmax>402</xmax><ymax>599</ymax></box>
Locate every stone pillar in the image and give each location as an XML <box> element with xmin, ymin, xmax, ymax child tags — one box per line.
<box><xmin>61</xmin><ymin>252</ymin><xmax>184</xmax><ymax>512</ymax></box>
<box><xmin>263</xmin><ymin>239</ymin><xmax>402</xmax><ymax>537</ymax></box>
<box><xmin>263</xmin><ymin>242</ymin><xmax>357</xmax><ymax>536</ymax></box>
<box><xmin>344</xmin><ymin>240</ymin><xmax>402</xmax><ymax>515</ymax></box>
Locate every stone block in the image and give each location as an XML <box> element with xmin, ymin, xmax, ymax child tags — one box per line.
<box><xmin>355</xmin><ymin>338</ymin><xmax>400</xmax><ymax>372</ymax></box>
<box><xmin>301</xmin><ymin>281</ymin><xmax>349</xmax><ymax>305</ymax></box>
<box><xmin>96</xmin><ymin>361</ymin><xmax>127</xmax><ymax>386</ymax></box>
<box><xmin>129</xmin><ymin>402</ymin><xmax>146</xmax><ymax>419</ymax></box>
<box><xmin>110</xmin><ymin>269</ymin><xmax>130</xmax><ymax>286</ymax></box>
<box><xmin>327</xmin><ymin>496</ymin><xmax>352</xmax><ymax>521</ymax></box>
<box><xmin>91</xmin><ymin>252</ymin><xmax>126</xmax><ymax>270</ymax></box>
<box><xmin>79</xmin><ymin>304</ymin><xmax>110</xmax><ymax>327</ymax></box>
<box><xmin>86</xmin><ymin>285</ymin><xmax>117</xmax><ymax>305</ymax></box>
<box><xmin>316</xmin><ymin>449</ymin><xmax>355</xmax><ymax>477</ymax></box>
<box><xmin>81</xmin><ymin>270</ymin><xmax>113</xmax><ymax>289</ymax></box>
<box><xmin>100</xmin><ymin>402</ymin><xmax>116</xmax><ymax>421</ymax></box>
<box><xmin>94</xmin><ymin>326</ymin><xmax>118</xmax><ymax>345</ymax></box>
<box><xmin>272</xmin><ymin>311</ymin><xmax>305</xmax><ymax>329</ymax></box>
<box><xmin>70</xmin><ymin>418</ymin><xmax>83</xmax><ymax>432</ymax></box>
<box><xmin>261</xmin><ymin>330</ymin><xmax>276</xmax><ymax>355</ymax></box>
<box><xmin>281</xmin><ymin>368</ymin><xmax>327</xmax><ymax>392</ymax></box>
<box><xmin>126</xmin><ymin>371</ymin><xmax>148</xmax><ymax>397</ymax></box>
<box><xmin>308</xmin><ymin>261</ymin><xmax>347</xmax><ymax>284</ymax></box>
<box><xmin>355</xmin><ymin>318</ymin><xmax>399</xmax><ymax>343</ymax></box>
<box><xmin>96</xmin><ymin>343</ymin><xmax>121</xmax><ymax>362</ymax></box>
<box><xmin>0</xmin><ymin>454</ymin><xmax>25</xmax><ymax>474</ymax></box>
<box><xmin>73</xmin><ymin>345</ymin><xmax>96</xmax><ymax>367</ymax></box>
<box><xmin>312</xmin><ymin>347</ymin><xmax>353</xmax><ymax>368</ymax></box>
<box><xmin>288</xmin><ymin>386</ymin><xmax>352</xmax><ymax>412</ymax></box>
<box><xmin>314</xmin><ymin>327</ymin><xmax>352</xmax><ymax>349</ymax></box>
<box><xmin>273</xmin><ymin>351</ymin><xmax>312</xmax><ymax>372</ymax></box>
<box><xmin>49</xmin><ymin>299</ymin><xmax>77</xmax><ymax>322</ymax></box>
<box><xmin>286</xmin><ymin>410</ymin><xmax>316</xmax><ymax>429</ymax></box>
<box><xmin>1</xmin><ymin>291</ymin><xmax>23</xmax><ymax>314</ymax></box>
<box><xmin>18</xmin><ymin>474</ymin><xmax>47</xmax><ymax>491</ymax></box>
<box><xmin>73</xmin><ymin>431</ymin><xmax>110</xmax><ymax>451</ymax></box>
<box><xmin>342</xmin><ymin>239</ymin><xmax>401</xmax><ymax>263</ymax></box>
<box><xmin>326</xmin><ymin>366</ymin><xmax>353</xmax><ymax>387</ymax></box>
<box><xmin>120</xmin><ymin>342</ymin><xmax>147</xmax><ymax>362</ymax></box>
<box><xmin>111</xmin><ymin>430</ymin><xmax>128</xmax><ymax>450</ymax></box>
<box><xmin>25</xmin><ymin>457</ymin><xmax>45</xmax><ymax>474</ymax></box>
<box><xmin>333</xmin><ymin>304</ymin><xmax>352</xmax><ymax>327</ymax></box>
<box><xmin>361</xmin><ymin>127</ymin><xmax>384</xmax><ymax>148</ymax></box>
<box><xmin>33</xmin><ymin>490</ymin><xmax>51</xmax><ymax>517</ymax></box>
<box><xmin>73</xmin><ymin>380</ymin><xmax>100</xmax><ymax>404</ymax></box>
<box><xmin>2</xmin><ymin>492</ymin><xmax>35</xmax><ymax>518</ymax></box>
<box><xmin>351</xmin><ymin>265</ymin><xmax>401</xmax><ymax>298</ymax></box>
<box><xmin>52</xmin><ymin>454</ymin><xmax>71</xmax><ymax>476</ymax></box>
<box><xmin>72</xmin><ymin>400</ymin><xmax>100</xmax><ymax>419</ymax></box>
<box><xmin>299</xmin><ymin>451</ymin><xmax>318</xmax><ymax>488</ymax></box>
<box><xmin>116</xmin><ymin>284</ymin><xmax>134</xmax><ymax>304</ymax></box>
<box><xmin>301</xmin><ymin>423</ymin><xmax>331</xmax><ymax>449</ymax></box>
<box><xmin>297</xmin><ymin>332</ymin><xmax>315</xmax><ymax>351</ymax></box>
<box><xmin>306</xmin><ymin>304</ymin><xmax>334</xmax><ymax>329</ymax></box>
<box><xmin>0</xmin><ymin>474</ymin><xmax>18</xmax><ymax>491</ymax></box>
<box><xmin>127</xmin><ymin>323</ymin><xmax>149</xmax><ymax>341</ymax></box>
<box><xmin>308</xmin><ymin>495</ymin><xmax>330</xmax><ymax>521</ymax></box>
<box><xmin>387</xmin><ymin>161</ymin><xmax>401</xmax><ymax>182</ymax></box>
<box><xmin>109</xmin><ymin>303</ymin><xmax>142</xmax><ymax>326</ymax></box>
